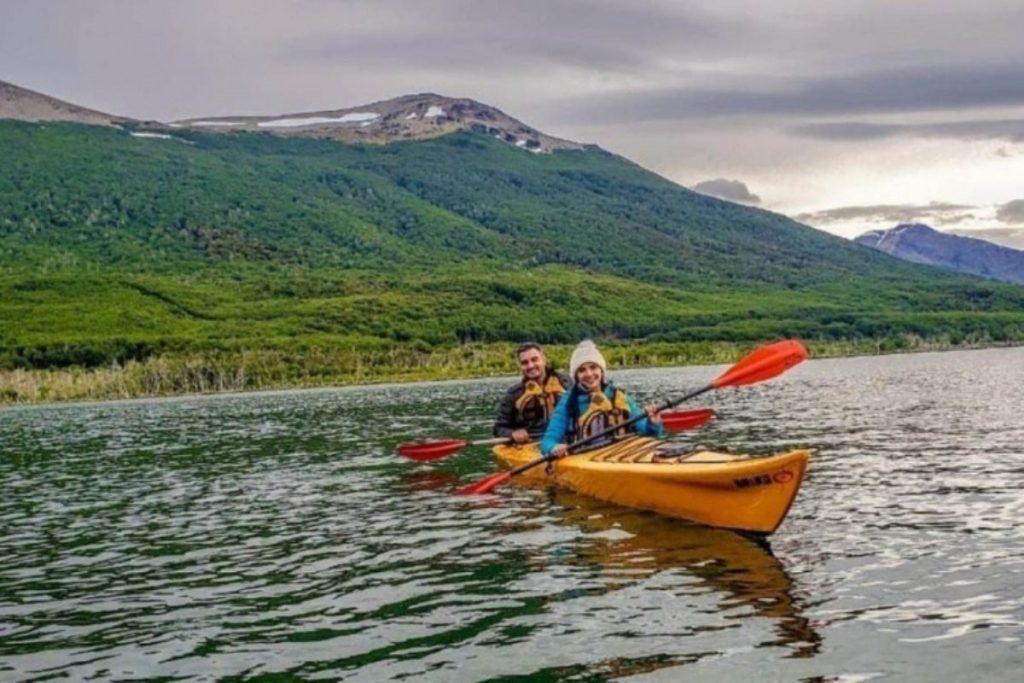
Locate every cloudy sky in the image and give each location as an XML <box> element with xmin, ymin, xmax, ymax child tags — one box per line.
<box><xmin>4</xmin><ymin>0</ymin><xmax>1024</xmax><ymax>242</ymax></box>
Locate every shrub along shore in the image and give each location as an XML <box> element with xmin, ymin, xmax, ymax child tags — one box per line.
<box><xmin>0</xmin><ymin>335</ymin><xmax>1011</xmax><ymax>405</ymax></box>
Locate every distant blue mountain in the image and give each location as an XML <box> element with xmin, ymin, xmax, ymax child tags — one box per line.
<box><xmin>855</xmin><ymin>223</ymin><xmax>1024</xmax><ymax>285</ymax></box>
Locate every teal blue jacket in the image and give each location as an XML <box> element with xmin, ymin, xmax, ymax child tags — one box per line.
<box><xmin>540</xmin><ymin>384</ymin><xmax>664</xmax><ymax>456</ymax></box>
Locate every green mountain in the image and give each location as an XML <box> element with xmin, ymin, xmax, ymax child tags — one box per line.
<box><xmin>2</xmin><ymin>86</ymin><xmax>1023</xmax><ymax>399</ymax></box>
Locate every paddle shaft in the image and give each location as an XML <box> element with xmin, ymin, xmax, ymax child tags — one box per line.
<box><xmin>469</xmin><ymin>437</ymin><xmax>513</xmax><ymax>447</ymax></box>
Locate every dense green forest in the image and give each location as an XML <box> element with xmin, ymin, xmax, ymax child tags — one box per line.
<box><xmin>2</xmin><ymin>120</ymin><xmax>1023</xmax><ymax>401</ymax></box>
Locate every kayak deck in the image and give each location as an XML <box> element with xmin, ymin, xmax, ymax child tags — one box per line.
<box><xmin>493</xmin><ymin>437</ymin><xmax>810</xmax><ymax>535</ymax></box>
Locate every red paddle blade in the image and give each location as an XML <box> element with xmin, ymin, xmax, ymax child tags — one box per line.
<box><xmin>661</xmin><ymin>408</ymin><xmax>715</xmax><ymax>431</ymax></box>
<box><xmin>396</xmin><ymin>439</ymin><xmax>468</xmax><ymax>461</ymax></box>
<box><xmin>712</xmin><ymin>340</ymin><xmax>808</xmax><ymax>389</ymax></box>
<box><xmin>456</xmin><ymin>471</ymin><xmax>512</xmax><ymax>495</ymax></box>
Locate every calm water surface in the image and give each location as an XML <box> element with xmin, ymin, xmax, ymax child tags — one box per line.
<box><xmin>1</xmin><ymin>348</ymin><xmax>1022</xmax><ymax>681</ymax></box>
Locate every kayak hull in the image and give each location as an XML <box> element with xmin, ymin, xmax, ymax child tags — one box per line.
<box><xmin>492</xmin><ymin>437</ymin><xmax>810</xmax><ymax>535</ymax></box>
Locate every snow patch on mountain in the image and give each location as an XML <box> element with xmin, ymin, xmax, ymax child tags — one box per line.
<box><xmin>258</xmin><ymin>112</ymin><xmax>379</xmax><ymax>128</ymax></box>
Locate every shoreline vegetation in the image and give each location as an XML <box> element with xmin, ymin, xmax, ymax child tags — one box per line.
<box><xmin>2</xmin><ymin>335</ymin><xmax>1016</xmax><ymax>406</ymax></box>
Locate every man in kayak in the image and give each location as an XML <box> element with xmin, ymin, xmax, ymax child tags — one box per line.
<box><xmin>493</xmin><ymin>342</ymin><xmax>572</xmax><ymax>444</ymax></box>
<box><xmin>542</xmin><ymin>339</ymin><xmax>663</xmax><ymax>457</ymax></box>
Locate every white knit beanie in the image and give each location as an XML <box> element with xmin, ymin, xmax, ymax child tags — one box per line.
<box><xmin>569</xmin><ymin>339</ymin><xmax>607</xmax><ymax>378</ymax></box>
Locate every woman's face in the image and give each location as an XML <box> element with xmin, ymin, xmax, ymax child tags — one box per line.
<box><xmin>576</xmin><ymin>362</ymin><xmax>603</xmax><ymax>392</ymax></box>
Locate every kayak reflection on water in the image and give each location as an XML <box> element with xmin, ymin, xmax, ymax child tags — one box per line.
<box><xmin>509</xmin><ymin>488</ymin><xmax>822</xmax><ymax>659</ymax></box>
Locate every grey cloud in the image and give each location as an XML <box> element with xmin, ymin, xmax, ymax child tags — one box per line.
<box><xmin>996</xmin><ymin>199</ymin><xmax>1024</xmax><ymax>223</ymax></box>
<box><xmin>691</xmin><ymin>178</ymin><xmax>760</xmax><ymax>204</ymax></box>
<box><xmin>284</xmin><ymin>0</ymin><xmax>739</xmax><ymax>76</ymax></box>
<box><xmin>282</xmin><ymin>0</ymin><xmax>1024</xmax><ymax>92</ymax></box>
<box><xmin>791</xmin><ymin>119</ymin><xmax>1024</xmax><ymax>143</ymax></box>
<box><xmin>796</xmin><ymin>202</ymin><xmax>976</xmax><ymax>226</ymax></box>
<box><xmin>554</xmin><ymin>62</ymin><xmax>1024</xmax><ymax>126</ymax></box>
<box><xmin>930</xmin><ymin>212</ymin><xmax>977</xmax><ymax>226</ymax></box>
<box><xmin>287</xmin><ymin>32</ymin><xmax>651</xmax><ymax>75</ymax></box>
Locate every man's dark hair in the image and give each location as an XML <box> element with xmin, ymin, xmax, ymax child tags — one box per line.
<box><xmin>515</xmin><ymin>342</ymin><xmax>543</xmax><ymax>359</ymax></box>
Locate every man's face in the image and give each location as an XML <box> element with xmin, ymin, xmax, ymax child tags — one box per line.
<box><xmin>518</xmin><ymin>348</ymin><xmax>546</xmax><ymax>382</ymax></box>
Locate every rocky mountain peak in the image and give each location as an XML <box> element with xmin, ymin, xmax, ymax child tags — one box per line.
<box><xmin>854</xmin><ymin>223</ymin><xmax>1024</xmax><ymax>285</ymax></box>
<box><xmin>171</xmin><ymin>92</ymin><xmax>584</xmax><ymax>152</ymax></box>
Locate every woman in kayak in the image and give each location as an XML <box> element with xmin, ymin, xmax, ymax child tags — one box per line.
<box><xmin>541</xmin><ymin>339</ymin><xmax>664</xmax><ymax>457</ymax></box>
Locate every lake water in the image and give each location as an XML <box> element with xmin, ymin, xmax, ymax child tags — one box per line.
<box><xmin>1</xmin><ymin>347</ymin><xmax>1022</xmax><ymax>681</ymax></box>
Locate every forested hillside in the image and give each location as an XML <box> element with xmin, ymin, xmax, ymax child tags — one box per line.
<box><xmin>2</xmin><ymin>119</ymin><xmax>1023</xmax><ymax>399</ymax></box>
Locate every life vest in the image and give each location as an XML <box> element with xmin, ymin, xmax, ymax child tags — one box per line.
<box><xmin>514</xmin><ymin>372</ymin><xmax>567</xmax><ymax>426</ymax></box>
<box><xmin>568</xmin><ymin>385</ymin><xmax>631</xmax><ymax>445</ymax></box>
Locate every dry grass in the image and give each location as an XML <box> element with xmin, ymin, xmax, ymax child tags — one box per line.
<box><xmin>0</xmin><ymin>336</ymin><xmax>989</xmax><ymax>405</ymax></box>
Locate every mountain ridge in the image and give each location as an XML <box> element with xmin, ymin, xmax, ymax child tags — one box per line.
<box><xmin>855</xmin><ymin>223</ymin><xmax>1024</xmax><ymax>285</ymax></box>
<box><xmin>0</xmin><ymin>77</ymin><xmax>584</xmax><ymax>153</ymax></box>
<box><xmin>0</xmin><ymin>79</ymin><xmax>128</xmax><ymax>126</ymax></box>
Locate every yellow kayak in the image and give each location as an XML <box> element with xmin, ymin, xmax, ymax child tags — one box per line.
<box><xmin>493</xmin><ymin>436</ymin><xmax>810</xmax><ymax>535</ymax></box>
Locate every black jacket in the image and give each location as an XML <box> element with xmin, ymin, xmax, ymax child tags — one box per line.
<box><xmin>493</xmin><ymin>368</ymin><xmax>572</xmax><ymax>439</ymax></box>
